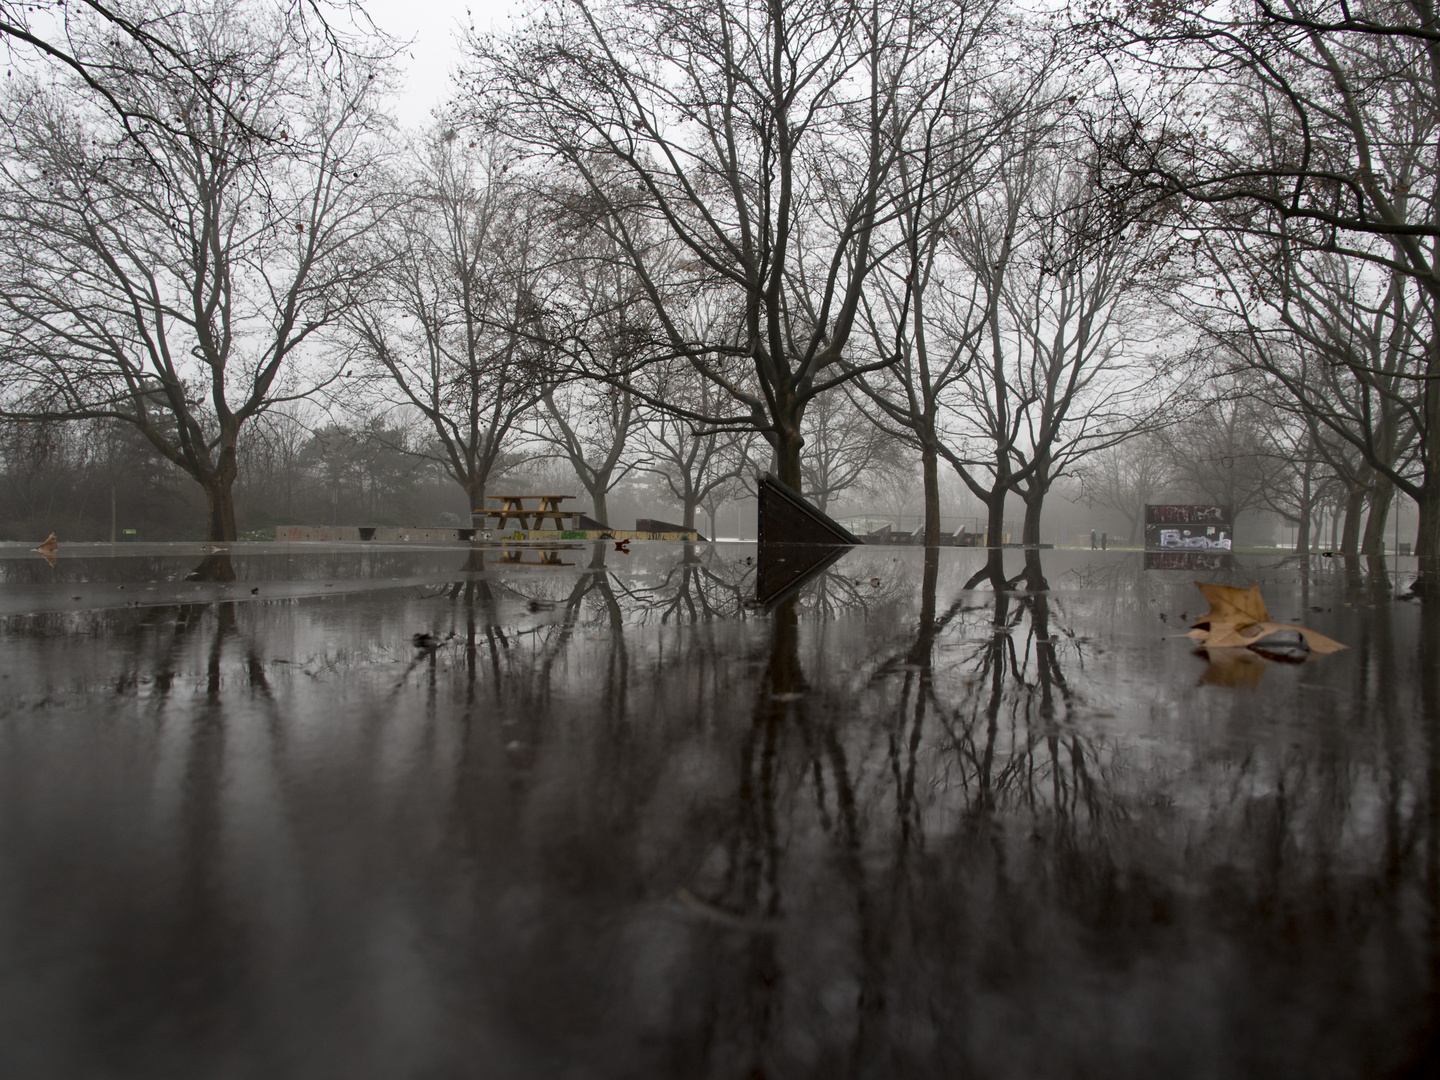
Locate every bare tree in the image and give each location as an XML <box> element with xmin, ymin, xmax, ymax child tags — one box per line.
<box><xmin>850</xmin><ymin>39</ymin><xmax>1049</xmax><ymax>544</ymax></box>
<box><xmin>1254</xmin><ymin>421</ymin><xmax>1341</xmax><ymax>554</ymax></box>
<box><xmin>0</xmin><ymin>0</ymin><xmax>378</xmax><ymax>135</ymax></box>
<box><xmin>1186</xmin><ymin>241</ymin><xmax>1424</xmax><ymax>557</ymax></box>
<box><xmin>902</xmin><ymin>119</ymin><xmax>1170</xmax><ymax>549</ymax></box>
<box><xmin>996</xmin><ymin>143</ymin><xmax>1174</xmax><ymax>547</ymax></box>
<box><xmin>466</xmin><ymin>0</ymin><xmax>1000</xmax><ymax>490</ymax></box>
<box><xmin>637</xmin><ymin>364</ymin><xmax>752</xmax><ymax>531</ymax></box>
<box><xmin>1089</xmin><ymin>0</ymin><xmax>1440</xmax><ymax>562</ymax></box>
<box><xmin>0</xmin><ymin>415</ymin><xmax>77</xmax><ymax>529</ymax></box>
<box><xmin>799</xmin><ymin>389</ymin><xmax>907</xmax><ymax>514</ymax></box>
<box><xmin>539</xmin><ymin>381</ymin><xmax>643</xmax><ymax>528</ymax></box>
<box><xmin>1079</xmin><ymin>433</ymin><xmax>1174</xmax><ymax>545</ymax></box>
<box><xmin>235</xmin><ymin>405</ymin><xmax>313</xmax><ymax>524</ymax></box>
<box><xmin>1155</xmin><ymin>393</ymin><xmax>1278</xmax><ymax>541</ymax></box>
<box><xmin>0</xmin><ymin>0</ymin><xmax>390</xmax><ymax>539</ymax></box>
<box><xmin>344</xmin><ymin>130</ymin><xmax>552</xmax><ymax>515</ymax></box>
<box><xmin>534</xmin><ymin>218</ymin><xmax>670</xmax><ymax>526</ymax></box>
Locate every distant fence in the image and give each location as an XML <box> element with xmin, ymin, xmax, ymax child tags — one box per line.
<box><xmin>836</xmin><ymin>515</ymin><xmax>1017</xmax><ymax>538</ymax></box>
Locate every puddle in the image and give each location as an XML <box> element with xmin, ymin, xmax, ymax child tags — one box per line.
<box><xmin>0</xmin><ymin>542</ymin><xmax>1435</xmax><ymax>1077</ymax></box>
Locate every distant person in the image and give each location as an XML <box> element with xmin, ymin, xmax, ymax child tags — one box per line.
<box><xmin>1090</xmin><ymin>529</ymin><xmax>1097</xmax><ymax>550</ymax></box>
<box><xmin>1101</xmin><ymin>531</ymin><xmax>1108</xmax><ymax>550</ymax></box>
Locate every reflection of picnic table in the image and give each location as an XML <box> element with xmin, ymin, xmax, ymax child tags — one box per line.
<box><xmin>480</xmin><ymin>495</ymin><xmax>580</xmax><ymax>531</ymax></box>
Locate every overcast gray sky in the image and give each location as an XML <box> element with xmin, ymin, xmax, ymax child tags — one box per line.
<box><xmin>363</xmin><ymin>0</ymin><xmax>520</xmax><ymax>128</ymax></box>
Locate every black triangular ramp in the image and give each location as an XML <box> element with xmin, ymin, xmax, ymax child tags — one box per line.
<box><xmin>756</xmin><ymin>543</ymin><xmax>851</xmax><ymax>609</ymax></box>
<box><xmin>757</xmin><ymin>473</ymin><xmax>860</xmax><ymax>546</ymax></box>
<box><xmin>755</xmin><ymin>473</ymin><xmax>858</xmax><ymax>607</ymax></box>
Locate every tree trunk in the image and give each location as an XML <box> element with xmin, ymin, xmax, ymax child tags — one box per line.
<box><xmin>1021</xmin><ymin>490</ymin><xmax>1043</xmax><ymax>548</ymax></box>
<box><xmin>773</xmin><ymin>422</ymin><xmax>804</xmax><ymax>491</ymax></box>
<box><xmin>1361</xmin><ymin>477</ymin><xmax>1394</xmax><ymax>556</ymax></box>
<box><xmin>204</xmin><ymin>477</ymin><xmax>238</xmax><ymax>542</ymax></box>
<box><xmin>110</xmin><ymin>483</ymin><xmax>117</xmax><ymax>544</ymax></box>
<box><xmin>467</xmin><ymin>476</ymin><xmax>487</xmax><ymax>517</ymax></box>
<box><xmin>921</xmin><ymin>441</ymin><xmax>940</xmax><ymax>547</ymax></box>
<box><xmin>213</xmin><ymin>438</ymin><xmax>239</xmax><ymax>541</ymax></box>
<box><xmin>1021</xmin><ymin>454</ymin><xmax>1051</xmax><ymax>548</ymax></box>
<box><xmin>591</xmin><ymin>490</ymin><xmax>610</xmax><ymax>528</ymax></box>
<box><xmin>1022</xmin><ymin>546</ymin><xmax>1048</xmax><ymax>592</ymax></box>
<box><xmin>1296</xmin><ymin>461</ymin><xmax>1314</xmax><ymax>554</ymax></box>
<box><xmin>683</xmin><ymin>500</ymin><xmax>697</xmax><ymax>531</ymax></box>
<box><xmin>1414</xmin><ymin>482</ymin><xmax>1439</xmax><ymax>563</ymax></box>
<box><xmin>1340</xmin><ymin>468</ymin><xmax>1370</xmax><ymax>554</ymax></box>
<box><xmin>1417</xmin><ymin>328</ymin><xmax>1440</xmax><ymax>572</ymax></box>
<box><xmin>986</xmin><ymin>492</ymin><xmax>1005</xmax><ymax>548</ymax></box>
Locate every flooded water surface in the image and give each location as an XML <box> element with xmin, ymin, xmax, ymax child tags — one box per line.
<box><xmin>1</xmin><ymin>542</ymin><xmax>1436</xmax><ymax>1078</ymax></box>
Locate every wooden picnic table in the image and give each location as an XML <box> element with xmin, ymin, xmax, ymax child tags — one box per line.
<box><xmin>481</xmin><ymin>494</ymin><xmax>578</xmax><ymax>531</ymax></box>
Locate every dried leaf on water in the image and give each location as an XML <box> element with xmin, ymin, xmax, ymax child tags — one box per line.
<box><xmin>1193</xmin><ymin>582</ymin><xmax>1268</xmax><ymax>628</ymax></box>
<box><xmin>1201</xmin><ymin>618</ymin><xmax>1346</xmax><ymax>654</ymax></box>
<box><xmin>1183</xmin><ymin>580</ymin><xmax>1347</xmax><ymax>659</ymax></box>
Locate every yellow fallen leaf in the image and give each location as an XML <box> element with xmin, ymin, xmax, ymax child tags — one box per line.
<box><xmin>1195</xmin><ymin>621</ymin><xmax>1265</xmax><ymax>648</ymax></box>
<box><xmin>1184</xmin><ymin>580</ymin><xmax>1346</xmax><ymax>656</ymax></box>
<box><xmin>1194</xmin><ymin>581</ymin><xmax>1268</xmax><ymax>629</ymax></box>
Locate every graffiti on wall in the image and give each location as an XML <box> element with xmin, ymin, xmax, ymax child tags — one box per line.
<box><xmin>1144</xmin><ymin>505</ymin><xmax>1233</xmax><ymax>553</ymax></box>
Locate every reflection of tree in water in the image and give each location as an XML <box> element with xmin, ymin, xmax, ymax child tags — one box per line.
<box><xmin>669</xmin><ymin>549</ymin><xmax>1440</xmax><ymax>1077</ymax></box>
<box><xmin>9</xmin><ymin>545</ymin><xmax>1437</xmax><ymax>1076</ymax></box>
<box><xmin>399</xmin><ymin>543</ymin><xmax>1439</xmax><ymax>1076</ymax></box>
<box><xmin>41</xmin><ymin>574</ymin><xmax>280</xmax><ymax>1070</ymax></box>
<box><xmin>622</xmin><ymin>543</ymin><xmax>752</xmax><ymax>625</ymax></box>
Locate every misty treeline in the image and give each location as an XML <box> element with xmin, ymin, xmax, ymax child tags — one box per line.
<box><xmin>0</xmin><ymin>0</ymin><xmax>1435</xmax><ymax>560</ymax></box>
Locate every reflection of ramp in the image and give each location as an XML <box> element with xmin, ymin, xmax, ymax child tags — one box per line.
<box><xmin>756</xmin><ymin>474</ymin><xmax>859</xmax><ymax>607</ymax></box>
<box><xmin>757</xmin><ymin>544</ymin><xmax>851</xmax><ymax>608</ymax></box>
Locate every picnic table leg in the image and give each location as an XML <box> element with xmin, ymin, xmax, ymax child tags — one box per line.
<box><xmin>495</xmin><ymin>499</ymin><xmax>531</xmax><ymax>530</ymax></box>
<box><xmin>536</xmin><ymin>497</ymin><xmax>566</xmax><ymax>530</ymax></box>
